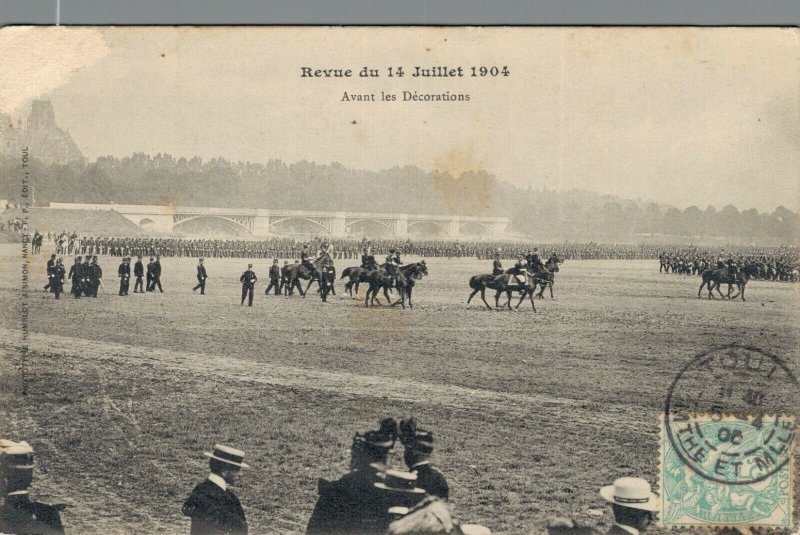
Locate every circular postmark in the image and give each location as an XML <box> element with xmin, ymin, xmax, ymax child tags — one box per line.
<box><xmin>664</xmin><ymin>346</ymin><xmax>799</xmax><ymax>485</ymax></box>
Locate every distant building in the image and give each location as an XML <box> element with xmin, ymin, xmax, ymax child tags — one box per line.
<box><xmin>0</xmin><ymin>100</ymin><xmax>85</xmax><ymax>164</ymax></box>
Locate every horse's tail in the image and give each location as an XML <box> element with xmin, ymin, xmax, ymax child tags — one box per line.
<box><xmin>341</xmin><ymin>267</ymin><xmax>352</xmax><ymax>279</ymax></box>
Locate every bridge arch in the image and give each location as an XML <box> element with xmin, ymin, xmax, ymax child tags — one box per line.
<box><xmin>458</xmin><ymin>221</ymin><xmax>491</xmax><ymax>235</ymax></box>
<box><xmin>138</xmin><ymin>217</ymin><xmax>156</xmax><ymax>230</ymax></box>
<box><xmin>173</xmin><ymin>215</ymin><xmax>252</xmax><ymax>234</ymax></box>
<box><xmin>407</xmin><ymin>219</ymin><xmax>449</xmax><ymax>236</ymax></box>
<box><xmin>269</xmin><ymin>216</ymin><xmax>331</xmax><ymax>234</ymax></box>
<box><xmin>345</xmin><ymin>218</ymin><xmax>396</xmax><ymax>236</ymax></box>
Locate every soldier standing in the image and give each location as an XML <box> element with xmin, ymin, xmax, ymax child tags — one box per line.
<box><xmin>152</xmin><ymin>256</ymin><xmax>164</xmax><ymax>293</ymax></box>
<box><xmin>182</xmin><ymin>444</ymin><xmax>249</xmax><ymax>535</ymax></box>
<box><xmin>68</xmin><ymin>257</ymin><xmax>82</xmax><ymax>298</ymax></box>
<box><xmin>43</xmin><ymin>254</ymin><xmax>56</xmax><ymax>292</ymax></box>
<box><xmin>146</xmin><ymin>257</ymin><xmax>155</xmax><ymax>292</ymax></box>
<box><xmin>240</xmin><ymin>264</ymin><xmax>257</xmax><ymax>306</ymax></box>
<box><xmin>133</xmin><ymin>256</ymin><xmax>144</xmax><ymax>293</ymax></box>
<box><xmin>265</xmin><ymin>259</ymin><xmax>280</xmax><ymax>295</ymax></box>
<box><xmin>0</xmin><ymin>440</ymin><xmax>65</xmax><ymax>535</ymax></box>
<box><xmin>88</xmin><ymin>256</ymin><xmax>103</xmax><ymax>298</ymax></box>
<box><xmin>193</xmin><ymin>258</ymin><xmax>207</xmax><ymax>294</ymax></box>
<box><xmin>118</xmin><ymin>257</ymin><xmax>131</xmax><ymax>296</ymax></box>
<box><xmin>52</xmin><ymin>259</ymin><xmax>65</xmax><ymax>300</ymax></box>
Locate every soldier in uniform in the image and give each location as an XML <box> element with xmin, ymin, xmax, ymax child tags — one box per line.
<box><xmin>399</xmin><ymin>418</ymin><xmax>449</xmax><ymax>500</ymax></box>
<box><xmin>0</xmin><ymin>439</ymin><xmax>65</xmax><ymax>535</ymax></box>
<box><xmin>599</xmin><ymin>477</ymin><xmax>658</xmax><ymax>535</ymax></box>
<box><xmin>88</xmin><ymin>256</ymin><xmax>103</xmax><ymax>298</ymax></box>
<box><xmin>68</xmin><ymin>256</ymin><xmax>83</xmax><ymax>299</ymax></box>
<box><xmin>239</xmin><ymin>264</ymin><xmax>257</xmax><ymax>306</ymax></box>
<box><xmin>281</xmin><ymin>260</ymin><xmax>291</xmax><ymax>296</ymax></box>
<box><xmin>361</xmin><ymin>244</ymin><xmax>376</xmax><ymax>271</ymax></box>
<box><xmin>151</xmin><ymin>256</ymin><xmax>164</xmax><ymax>293</ymax></box>
<box><xmin>182</xmin><ymin>444</ymin><xmax>249</xmax><ymax>535</ymax></box>
<box><xmin>526</xmin><ymin>248</ymin><xmax>543</xmax><ymax>271</ymax></box>
<box><xmin>118</xmin><ymin>257</ymin><xmax>131</xmax><ymax>296</ymax></box>
<box><xmin>193</xmin><ymin>258</ymin><xmax>208</xmax><ymax>295</ymax></box>
<box><xmin>52</xmin><ymin>259</ymin><xmax>66</xmax><ymax>300</ymax></box>
<box><xmin>146</xmin><ymin>257</ymin><xmax>156</xmax><ymax>292</ymax></box>
<box><xmin>492</xmin><ymin>249</ymin><xmax>503</xmax><ymax>276</ymax></box>
<box><xmin>301</xmin><ymin>244</ymin><xmax>316</xmax><ymax>271</ymax></box>
<box><xmin>306</xmin><ymin>419</ymin><xmax>399</xmax><ymax>535</ymax></box>
<box><xmin>43</xmin><ymin>254</ymin><xmax>56</xmax><ymax>292</ymax></box>
<box><xmin>133</xmin><ymin>256</ymin><xmax>145</xmax><ymax>293</ymax></box>
<box><xmin>265</xmin><ymin>259</ymin><xmax>281</xmax><ymax>295</ymax></box>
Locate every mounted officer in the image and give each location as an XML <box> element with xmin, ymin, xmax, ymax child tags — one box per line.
<box><xmin>384</xmin><ymin>248</ymin><xmax>402</xmax><ymax>281</ymax></box>
<box><xmin>526</xmin><ymin>248</ymin><xmax>543</xmax><ymax>272</ymax></box>
<box><xmin>301</xmin><ymin>244</ymin><xmax>315</xmax><ymax>272</ymax></box>
<box><xmin>492</xmin><ymin>249</ymin><xmax>503</xmax><ymax>276</ymax></box>
<box><xmin>361</xmin><ymin>243</ymin><xmax>377</xmax><ymax>270</ymax></box>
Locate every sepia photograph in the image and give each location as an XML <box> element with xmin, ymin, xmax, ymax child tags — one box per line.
<box><xmin>0</xmin><ymin>26</ymin><xmax>798</xmax><ymax>534</ymax></box>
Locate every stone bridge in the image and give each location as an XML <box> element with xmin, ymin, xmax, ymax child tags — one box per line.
<box><xmin>49</xmin><ymin>203</ymin><xmax>510</xmax><ymax>237</ymax></box>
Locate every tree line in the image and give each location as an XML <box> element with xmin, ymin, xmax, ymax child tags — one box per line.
<box><xmin>0</xmin><ymin>153</ymin><xmax>796</xmax><ymax>244</ymax></box>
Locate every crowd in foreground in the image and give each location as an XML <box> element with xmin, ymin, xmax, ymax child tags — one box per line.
<box><xmin>1</xmin><ymin>419</ymin><xmax>660</xmax><ymax>535</ymax></box>
<box><xmin>26</xmin><ymin>230</ymin><xmax>800</xmax><ymax>263</ymax></box>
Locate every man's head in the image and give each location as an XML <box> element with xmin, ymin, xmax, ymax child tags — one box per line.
<box><xmin>349</xmin><ymin>418</ymin><xmax>398</xmax><ymax>470</ymax></box>
<box><xmin>247</xmin><ymin>263</ymin><xmax>253</xmax><ymax>269</ymax></box>
<box><xmin>205</xmin><ymin>444</ymin><xmax>249</xmax><ymax>486</ymax></box>
<box><xmin>50</xmin><ymin>254</ymin><xmax>56</xmax><ymax>259</ymax></box>
<box><xmin>600</xmin><ymin>477</ymin><xmax>658</xmax><ymax>532</ymax></box>
<box><xmin>273</xmin><ymin>259</ymin><xmax>278</xmax><ymax>264</ymax></box>
<box><xmin>199</xmin><ymin>258</ymin><xmax>204</xmax><ymax>264</ymax></box>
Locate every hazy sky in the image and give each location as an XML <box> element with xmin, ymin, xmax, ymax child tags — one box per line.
<box><xmin>1</xmin><ymin>26</ymin><xmax>797</xmax><ymax>211</ymax></box>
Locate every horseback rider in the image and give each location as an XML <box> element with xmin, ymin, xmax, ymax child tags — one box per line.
<box><xmin>526</xmin><ymin>248</ymin><xmax>543</xmax><ymax>272</ymax></box>
<box><xmin>301</xmin><ymin>244</ymin><xmax>315</xmax><ymax>272</ymax></box>
<box><xmin>726</xmin><ymin>257</ymin><xmax>740</xmax><ymax>282</ymax></box>
<box><xmin>361</xmin><ymin>242</ymin><xmax>377</xmax><ymax>270</ymax></box>
<box><xmin>385</xmin><ymin>248</ymin><xmax>402</xmax><ymax>276</ymax></box>
<box><xmin>492</xmin><ymin>248</ymin><xmax>503</xmax><ymax>276</ymax></box>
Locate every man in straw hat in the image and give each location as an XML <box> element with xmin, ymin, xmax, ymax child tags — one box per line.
<box><xmin>0</xmin><ymin>439</ymin><xmax>65</xmax><ymax>534</ymax></box>
<box><xmin>306</xmin><ymin>418</ymin><xmax>398</xmax><ymax>535</ymax></box>
<box><xmin>599</xmin><ymin>477</ymin><xmax>658</xmax><ymax>535</ymax></box>
<box><xmin>182</xmin><ymin>444</ymin><xmax>249</xmax><ymax>535</ymax></box>
<box><xmin>399</xmin><ymin>418</ymin><xmax>449</xmax><ymax>500</ymax></box>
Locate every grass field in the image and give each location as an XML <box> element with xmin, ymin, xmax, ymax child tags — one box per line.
<box><xmin>0</xmin><ymin>243</ymin><xmax>798</xmax><ymax>534</ymax></box>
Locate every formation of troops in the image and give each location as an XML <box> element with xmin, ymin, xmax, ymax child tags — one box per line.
<box><xmin>2</xmin><ymin>421</ymin><xmax>661</xmax><ymax>535</ymax></box>
<box><xmin>43</xmin><ymin>254</ymin><xmax>165</xmax><ymax>299</ymax></box>
<box><xmin>658</xmin><ymin>247</ymin><xmax>799</xmax><ymax>282</ymax></box>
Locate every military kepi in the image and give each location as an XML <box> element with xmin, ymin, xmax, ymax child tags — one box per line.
<box><xmin>204</xmin><ymin>444</ymin><xmax>250</xmax><ymax>469</ymax></box>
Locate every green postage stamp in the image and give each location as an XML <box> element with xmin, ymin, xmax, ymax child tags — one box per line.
<box><xmin>660</xmin><ymin>414</ymin><xmax>795</xmax><ymax>529</ymax></box>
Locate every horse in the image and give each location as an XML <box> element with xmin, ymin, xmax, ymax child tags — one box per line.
<box><xmin>529</xmin><ymin>255</ymin><xmax>562</xmax><ymax>299</ymax></box>
<box><xmin>364</xmin><ymin>262</ymin><xmax>427</xmax><ymax>309</ymax></box>
<box><xmin>283</xmin><ymin>260</ymin><xmax>336</xmax><ymax>297</ymax></box>
<box><xmin>698</xmin><ymin>264</ymin><xmax>757</xmax><ymax>301</ymax></box>
<box><xmin>467</xmin><ymin>270</ymin><xmax>536</xmax><ymax>311</ymax></box>
<box><xmin>340</xmin><ymin>266</ymin><xmax>372</xmax><ymax>297</ymax></box>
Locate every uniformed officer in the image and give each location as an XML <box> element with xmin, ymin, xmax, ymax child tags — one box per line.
<box><xmin>0</xmin><ymin>439</ymin><xmax>65</xmax><ymax>535</ymax></box>
<box><xmin>193</xmin><ymin>258</ymin><xmax>207</xmax><ymax>295</ymax></box>
<box><xmin>265</xmin><ymin>259</ymin><xmax>281</xmax><ymax>295</ymax></box>
<box><xmin>88</xmin><ymin>256</ymin><xmax>103</xmax><ymax>298</ymax></box>
<box><xmin>301</xmin><ymin>244</ymin><xmax>315</xmax><ymax>272</ymax></box>
<box><xmin>118</xmin><ymin>257</ymin><xmax>131</xmax><ymax>296</ymax></box>
<box><xmin>146</xmin><ymin>257</ymin><xmax>156</xmax><ymax>292</ymax></box>
<box><xmin>43</xmin><ymin>254</ymin><xmax>56</xmax><ymax>292</ymax></box>
<box><xmin>361</xmin><ymin>243</ymin><xmax>376</xmax><ymax>270</ymax></box>
<box><xmin>281</xmin><ymin>260</ymin><xmax>291</xmax><ymax>296</ymax></box>
<box><xmin>526</xmin><ymin>248</ymin><xmax>543</xmax><ymax>271</ymax></box>
<box><xmin>52</xmin><ymin>259</ymin><xmax>66</xmax><ymax>300</ymax></box>
<box><xmin>133</xmin><ymin>256</ymin><xmax>145</xmax><ymax>293</ymax></box>
<box><xmin>68</xmin><ymin>256</ymin><xmax>83</xmax><ymax>299</ymax></box>
<box><xmin>240</xmin><ymin>264</ymin><xmax>257</xmax><ymax>306</ymax></box>
<box><xmin>492</xmin><ymin>249</ymin><xmax>503</xmax><ymax>276</ymax></box>
<box><xmin>600</xmin><ymin>477</ymin><xmax>658</xmax><ymax>535</ymax></box>
<box><xmin>399</xmin><ymin>418</ymin><xmax>449</xmax><ymax>500</ymax></box>
<box><xmin>152</xmin><ymin>256</ymin><xmax>164</xmax><ymax>293</ymax></box>
<box><xmin>182</xmin><ymin>444</ymin><xmax>249</xmax><ymax>535</ymax></box>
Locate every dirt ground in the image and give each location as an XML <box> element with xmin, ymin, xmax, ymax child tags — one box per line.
<box><xmin>0</xmin><ymin>243</ymin><xmax>798</xmax><ymax>534</ymax></box>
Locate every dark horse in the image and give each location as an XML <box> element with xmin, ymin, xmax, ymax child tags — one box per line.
<box><xmin>698</xmin><ymin>264</ymin><xmax>757</xmax><ymax>301</ymax></box>
<box><xmin>364</xmin><ymin>262</ymin><xmax>428</xmax><ymax>309</ymax></box>
<box><xmin>340</xmin><ymin>266</ymin><xmax>372</xmax><ymax>297</ymax></box>
<box><xmin>529</xmin><ymin>255</ymin><xmax>562</xmax><ymax>299</ymax></box>
<box><xmin>283</xmin><ymin>261</ymin><xmax>337</xmax><ymax>297</ymax></box>
<box><xmin>467</xmin><ymin>270</ymin><xmax>536</xmax><ymax>311</ymax></box>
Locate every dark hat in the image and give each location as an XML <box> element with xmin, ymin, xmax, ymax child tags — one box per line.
<box><xmin>273</xmin><ymin>259</ymin><xmax>278</xmax><ymax>263</ymax></box>
<box><xmin>204</xmin><ymin>444</ymin><xmax>249</xmax><ymax>469</ymax></box>
<box><xmin>199</xmin><ymin>258</ymin><xmax>204</xmax><ymax>262</ymax></box>
<box><xmin>50</xmin><ymin>254</ymin><xmax>56</xmax><ymax>258</ymax></box>
<box><xmin>247</xmin><ymin>263</ymin><xmax>253</xmax><ymax>268</ymax></box>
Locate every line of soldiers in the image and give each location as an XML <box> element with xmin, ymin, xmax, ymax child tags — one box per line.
<box><xmin>44</xmin><ymin>255</ymin><xmax>164</xmax><ymax>299</ymax></box>
<box><xmin>3</xmin><ymin>421</ymin><xmax>662</xmax><ymax>535</ymax></box>
<box><xmin>658</xmin><ymin>248</ymin><xmax>799</xmax><ymax>282</ymax></box>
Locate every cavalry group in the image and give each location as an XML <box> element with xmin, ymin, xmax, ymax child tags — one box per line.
<box><xmin>658</xmin><ymin>249</ymin><xmax>799</xmax><ymax>301</ymax></box>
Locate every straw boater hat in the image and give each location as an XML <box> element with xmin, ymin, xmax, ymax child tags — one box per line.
<box><xmin>0</xmin><ymin>440</ymin><xmax>35</xmax><ymax>469</ymax></box>
<box><xmin>599</xmin><ymin>477</ymin><xmax>658</xmax><ymax>512</ymax></box>
<box><xmin>204</xmin><ymin>444</ymin><xmax>250</xmax><ymax>469</ymax></box>
<box><xmin>374</xmin><ymin>469</ymin><xmax>425</xmax><ymax>495</ymax></box>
